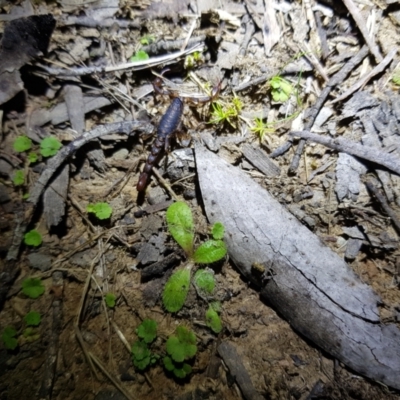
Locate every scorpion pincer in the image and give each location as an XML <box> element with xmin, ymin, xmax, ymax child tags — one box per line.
<box><xmin>137</xmin><ymin>97</ymin><xmax>184</xmax><ymax>191</ymax></box>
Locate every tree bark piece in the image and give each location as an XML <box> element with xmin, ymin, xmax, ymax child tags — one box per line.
<box><xmin>195</xmin><ymin>143</ymin><xmax>400</xmax><ymax>390</ymax></box>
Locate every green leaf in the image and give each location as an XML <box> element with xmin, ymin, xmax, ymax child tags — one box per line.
<box><xmin>193</xmin><ymin>240</ymin><xmax>227</xmax><ymax>264</ymax></box>
<box><xmin>13</xmin><ymin>136</ymin><xmax>32</xmax><ymax>152</ymax></box>
<box><xmin>193</xmin><ymin>269</ymin><xmax>215</xmax><ymax>294</ymax></box>
<box><xmin>40</xmin><ymin>136</ymin><xmax>62</xmax><ymax>157</ymax></box>
<box><xmin>130</xmin><ymin>50</ymin><xmax>149</xmax><ymax>62</ymax></box>
<box><xmin>393</xmin><ymin>75</ymin><xmax>400</xmax><ymax>85</ymax></box>
<box><xmin>28</xmin><ymin>152</ymin><xmax>38</xmax><ymax>163</ymax></box>
<box><xmin>163</xmin><ymin>356</ymin><xmax>175</xmax><ymax>371</ymax></box>
<box><xmin>2</xmin><ymin>326</ymin><xmax>18</xmax><ymax>350</ymax></box>
<box><xmin>131</xmin><ymin>340</ymin><xmax>151</xmax><ymax>370</ymax></box>
<box><xmin>205</xmin><ymin>306</ymin><xmax>222</xmax><ymax>333</ymax></box>
<box><xmin>166</xmin><ymin>326</ymin><xmax>197</xmax><ymax>363</ymax></box>
<box><xmin>211</xmin><ymin>222</ymin><xmax>225</xmax><ymax>240</ymax></box>
<box><xmin>21</xmin><ymin>278</ymin><xmax>45</xmax><ymax>299</ymax></box>
<box><xmin>173</xmin><ymin>363</ymin><xmax>192</xmax><ymax>379</ymax></box>
<box><xmin>13</xmin><ymin>170</ymin><xmax>25</xmax><ymax>186</ymax></box>
<box><xmin>24</xmin><ymin>311</ymin><xmax>41</xmax><ymax>326</ymax></box>
<box><xmin>87</xmin><ymin>202</ymin><xmax>113</xmax><ymax>220</ymax></box>
<box><xmin>105</xmin><ymin>293</ymin><xmax>116</xmax><ymax>308</ymax></box>
<box><xmin>162</xmin><ymin>269</ymin><xmax>191</xmax><ymax>313</ymax></box>
<box><xmin>24</xmin><ymin>230</ymin><xmax>42</xmax><ymax>247</ymax></box>
<box><xmin>166</xmin><ymin>202</ymin><xmax>194</xmax><ymax>256</ymax></box>
<box><xmin>166</xmin><ymin>336</ymin><xmax>185</xmax><ymax>362</ymax></box>
<box><xmin>137</xmin><ymin>319</ymin><xmax>157</xmax><ymax>344</ymax></box>
<box><xmin>140</xmin><ymin>35</ymin><xmax>155</xmax><ymax>45</ymax></box>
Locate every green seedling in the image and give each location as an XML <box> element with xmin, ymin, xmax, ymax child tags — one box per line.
<box><xmin>22</xmin><ymin>277</ymin><xmax>45</xmax><ymax>299</ymax></box>
<box><xmin>24</xmin><ymin>311</ymin><xmax>41</xmax><ymax>327</ymax></box>
<box><xmin>105</xmin><ymin>293</ymin><xmax>116</xmax><ymax>308</ymax></box>
<box><xmin>184</xmin><ymin>51</ymin><xmax>203</xmax><ymax>69</ymax></box>
<box><xmin>1</xmin><ymin>326</ymin><xmax>18</xmax><ymax>350</ymax></box>
<box><xmin>87</xmin><ymin>202</ymin><xmax>113</xmax><ymax>220</ymax></box>
<box><xmin>269</xmin><ymin>76</ymin><xmax>293</xmax><ymax>102</ymax></box>
<box><xmin>163</xmin><ymin>326</ymin><xmax>197</xmax><ymax>379</ymax></box>
<box><xmin>210</xmin><ymin>95</ymin><xmax>242</xmax><ymax>128</ymax></box>
<box><xmin>193</xmin><ymin>269</ymin><xmax>215</xmax><ymax>296</ymax></box>
<box><xmin>130</xmin><ymin>50</ymin><xmax>149</xmax><ymax>62</ymax></box>
<box><xmin>136</xmin><ymin>319</ymin><xmax>157</xmax><ymax>344</ymax></box>
<box><xmin>13</xmin><ymin>136</ymin><xmax>32</xmax><ymax>153</ymax></box>
<box><xmin>393</xmin><ymin>72</ymin><xmax>400</xmax><ymax>86</ymax></box>
<box><xmin>163</xmin><ymin>202</ymin><xmax>227</xmax><ymax>313</ymax></box>
<box><xmin>205</xmin><ymin>302</ymin><xmax>222</xmax><ymax>334</ymax></box>
<box><xmin>211</xmin><ymin>222</ymin><xmax>224</xmax><ymax>240</ymax></box>
<box><xmin>140</xmin><ymin>35</ymin><xmax>155</xmax><ymax>45</ymax></box>
<box><xmin>250</xmin><ymin>117</ymin><xmax>274</xmax><ymax>143</ymax></box>
<box><xmin>166</xmin><ymin>202</ymin><xmax>194</xmax><ymax>256</ymax></box>
<box><xmin>131</xmin><ymin>319</ymin><xmax>158</xmax><ymax>370</ymax></box>
<box><xmin>13</xmin><ymin>170</ymin><xmax>25</xmax><ymax>186</ymax></box>
<box><xmin>40</xmin><ymin>136</ymin><xmax>62</xmax><ymax>157</ymax></box>
<box><xmin>131</xmin><ymin>340</ymin><xmax>158</xmax><ymax>370</ymax></box>
<box><xmin>162</xmin><ymin>268</ymin><xmax>191</xmax><ymax>313</ymax></box>
<box><xmin>24</xmin><ymin>229</ymin><xmax>42</xmax><ymax>247</ymax></box>
<box><xmin>28</xmin><ymin>152</ymin><xmax>38</xmax><ymax>163</ymax></box>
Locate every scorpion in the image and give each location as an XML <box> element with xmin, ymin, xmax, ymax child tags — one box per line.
<box><xmin>137</xmin><ymin>72</ymin><xmax>221</xmax><ymax>192</ymax></box>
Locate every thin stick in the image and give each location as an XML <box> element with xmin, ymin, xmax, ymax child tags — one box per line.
<box><xmin>330</xmin><ymin>48</ymin><xmax>397</xmax><ymax>104</ymax></box>
<box><xmin>289</xmin><ymin>130</ymin><xmax>400</xmax><ymax>175</ymax></box>
<box><xmin>365</xmin><ymin>177</ymin><xmax>400</xmax><ymax>233</ymax></box>
<box><xmin>287</xmin><ymin>45</ymin><xmax>369</xmax><ymax>173</ymax></box>
<box><xmin>38</xmin><ymin>45</ymin><xmax>204</xmax><ymax>77</ymax></box>
<box><xmin>342</xmin><ymin>0</ymin><xmax>382</xmax><ymax>63</ymax></box>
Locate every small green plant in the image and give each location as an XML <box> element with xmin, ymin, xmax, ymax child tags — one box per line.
<box><xmin>13</xmin><ymin>136</ymin><xmax>32</xmax><ymax>153</ymax></box>
<box><xmin>136</xmin><ymin>319</ymin><xmax>157</xmax><ymax>344</ymax></box>
<box><xmin>87</xmin><ymin>202</ymin><xmax>113</xmax><ymax>220</ymax></box>
<box><xmin>162</xmin><ymin>202</ymin><xmax>226</xmax><ymax>313</ymax></box>
<box><xmin>193</xmin><ymin>269</ymin><xmax>215</xmax><ymax>296</ymax></box>
<box><xmin>27</xmin><ymin>152</ymin><xmax>38</xmax><ymax>163</ymax></box>
<box><xmin>131</xmin><ymin>319</ymin><xmax>158</xmax><ymax>370</ymax></box>
<box><xmin>140</xmin><ymin>34</ymin><xmax>155</xmax><ymax>45</ymax></box>
<box><xmin>393</xmin><ymin>73</ymin><xmax>400</xmax><ymax>86</ymax></box>
<box><xmin>13</xmin><ymin>170</ymin><xmax>25</xmax><ymax>186</ymax></box>
<box><xmin>269</xmin><ymin>76</ymin><xmax>293</xmax><ymax>102</ymax></box>
<box><xmin>163</xmin><ymin>326</ymin><xmax>197</xmax><ymax>379</ymax></box>
<box><xmin>210</xmin><ymin>95</ymin><xmax>242</xmax><ymax>128</ymax></box>
<box><xmin>40</xmin><ymin>136</ymin><xmax>62</xmax><ymax>157</ymax></box>
<box><xmin>166</xmin><ymin>202</ymin><xmax>194</xmax><ymax>256</ymax></box>
<box><xmin>205</xmin><ymin>302</ymin><xmax>222</xmax><ymax>334</ymax></box>
<box><xmin>24</xmin><ymin>311</ymin><xmax>41</xmax><ymax>326</ymax></box>
<box><xmin>250</xmin><ymin>117</ymin><xmax>274</xmax><ymax>143</ymax></box>
<box><xmin>105</xmin><ymin>293</ymin><xmax>116</xmax><ymax>308</ymax></box>
<box><xmin>24</xmin><ymin>229</ymin><xmax>42</xmax><ymax>247</ymax></box>
<box><xmin>130</xmin><ymin>50</ymin><xmax>149</xmax><ymax>62</ymax></box>
<box><xmin>184</xmin><ymin>51</ymin><xmax>203</xmax><ymax>69</ymax></box>
<box><xmin>162</xmin><ymin>268</ymin><xmax>191</xmax><ymax>313</ymax></box>
<box><xmin>22</xmin><ymin>277</ymin><xmax>45</xmax><ymax>299</ymax></box>
<box><xmin>131</xmin><ymin>340</ymin><xmax>158</xmax><ymax>370</ymax></box>
<box><xmin>1</xmin><ymin>326</ymin><xmax>18</xmax><ymax>350</ymax></box>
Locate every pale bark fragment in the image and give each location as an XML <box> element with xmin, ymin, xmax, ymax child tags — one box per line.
<box><xmin>195</xmin><ymin>143</ymin><xmax>400</xmax><ymax>390</ymax></box>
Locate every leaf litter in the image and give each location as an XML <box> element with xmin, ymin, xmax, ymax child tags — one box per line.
<box><xmin>1</xmin><ymin>0</ymin><xmax>400</xmax><ymax>399</ymax></box>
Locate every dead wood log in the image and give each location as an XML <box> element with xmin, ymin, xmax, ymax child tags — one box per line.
<box><xmin>195</xmin><ymin>143</ymin><xmax>400</xmax><ymax>390</ymax></box>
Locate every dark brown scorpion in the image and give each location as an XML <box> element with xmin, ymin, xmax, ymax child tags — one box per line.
<box><xmin>137</xmin><ymin>73</ymin><xmax>221</xmax><ymax>192</ymax></box>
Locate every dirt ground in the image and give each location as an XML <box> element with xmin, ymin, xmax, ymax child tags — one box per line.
<box><xmin>1</xmin><ymin>0</ymin><xmax>400</xmax><ymax>399</ymax></box>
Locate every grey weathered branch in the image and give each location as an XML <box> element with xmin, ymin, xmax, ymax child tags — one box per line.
<box><xmin>195</xmin><ymin>143</ymin><xmax>400</xmax><ymax>390</ymax></box>
<box><xmin>289</xmin><ymin>130</ymin><xmax>400</xmax><ymax>176</ymax></box>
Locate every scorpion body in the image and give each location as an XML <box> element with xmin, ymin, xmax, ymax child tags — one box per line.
<box><xmin>137</xmin><ymin>71</ymin><xmax>220</xmax><ymax>192</ymax></box>
<box><xmin>137</xmin><ymin>97</ymin><xmax>184</xmax><ymax>192</ymax></box>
